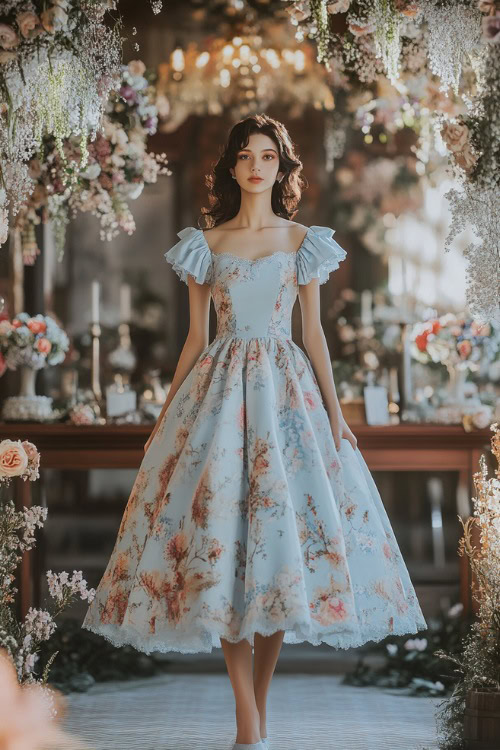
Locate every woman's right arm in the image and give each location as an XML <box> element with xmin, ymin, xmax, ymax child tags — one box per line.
<box><xmin>144</xmin><ymin>274</ymin><xmax>212</xmax><ymax>452</ymax></box>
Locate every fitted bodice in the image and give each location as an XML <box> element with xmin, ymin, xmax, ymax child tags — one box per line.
<box><xmin>210</xmin><ymin>251</ymin><xmax>298</xmax><ymax>340</ymax></box>
<box><xmin>164</xmin><ymin>225</ymin><xmax>348</xmax><ymax>341</ymax></box>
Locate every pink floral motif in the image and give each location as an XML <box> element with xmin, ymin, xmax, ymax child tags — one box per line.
<box><xmin>83</xmin><ymin>242</ymin><xmax>426</xmax><ymax>653</ymax></box>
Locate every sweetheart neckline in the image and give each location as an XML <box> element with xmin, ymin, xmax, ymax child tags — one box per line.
<box><xmin>198</xmin><ymin>226</ymin><xmax>311</xmax><ymax>263</ymax></box>
<box><xmin>210</xmin><ymin>249</ymin><xmax>299</xmax><ymax>264</ymax></box>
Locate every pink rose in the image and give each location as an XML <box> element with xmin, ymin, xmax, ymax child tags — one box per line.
<box><xmin>27</xmin><ymin>318</ymin><xmax>47</xmax><ymax>335</ymax></box>
<box><xmin>16</xmin><ymin>12</ymin><xmax>43</xmax><ymax>40</ymax></box>
<box><xmin>0</xmin><ymin>439</ymin><xmax>28</xmax><ymax>478</ymax></box>
<box><xmin>441</xmin><ymin>120</ymin><xmax>470</xmax><ymax>153</ymax></box>
<box><xmin>482</xmin><ymin>14</ymin><xmax>500</xmax><ymax>43</ymax></box>
<box><xmin>0</xmin><ymin>24</ymin><xmax>19</xmax><ymax>50</ymax></box>
<box><xmin>21</xmin><ymin>440</ymin><xmax>41</xmax><ymax>479</ymax></box>
<box><xmin>35</xmin><ymin>337</ymin><xmax>52</xmax><ymax>355</ymax></box>
<box><xmin>128</xmin><ymin>59</ymin><xmax>146</xmax><ymax>76</ymax></box>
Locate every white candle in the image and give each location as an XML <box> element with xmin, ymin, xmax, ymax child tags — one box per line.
<box><xmin>400</xmin><ymin>256</ymin><xmax>408</xmax><ymax>322</ymax></box>
<box><xmin>91</xmin><ymin>281</ymin><xmax>100</xmax><ymax>323</ymax></box>
<box><xmin>361</xmin><ymin>289</ymin><xmax>373</xmax><ymax>326</ymax></box>
<box><xmin>120</xmin><ymin>283</ymin><xmax>131</xmax><ymax>322</ymax></box>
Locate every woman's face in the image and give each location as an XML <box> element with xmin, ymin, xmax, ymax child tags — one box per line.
<box><xmin>230</xmin><ymin>132</ymin><xmax>283</xmax><ymax>193</ymax></box>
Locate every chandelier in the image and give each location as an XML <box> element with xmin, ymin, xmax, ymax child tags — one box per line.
<box><xmin>156</xmin><ymin>30</ymin><xmax>335</xmax><ymax>131</ymax></box>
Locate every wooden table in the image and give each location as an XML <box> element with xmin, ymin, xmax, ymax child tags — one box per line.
<box><xmin>2</xmin><ymin>422</ymin><xmax>492</xmax><ymax>620</ymax></box>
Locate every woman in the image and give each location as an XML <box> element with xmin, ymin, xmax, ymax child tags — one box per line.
<box><xmin>83</xmin><ymin>114</ymin><xmax>427</xmax><ymax>750</ymax></box>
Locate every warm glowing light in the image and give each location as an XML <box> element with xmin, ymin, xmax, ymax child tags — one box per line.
<box><xmin>239</xmin><ymin>44</ymin><xmax>250</xmax><ymax>63</ymax></box>
<box><xmin>222</xmin><ymin>44</ymin><xmax>234</xmax><ymax>63</ymax></box>
<box><xmin>195</xmin><ymin>51</ymin><xmax>210</xmax><ymax>68</ymax></box>
<box><xmin>294</xmin><ymin>50</ymin><xmax>305</xmax><ymax>72</ymax></box>
<box><xmin>171</xmin><ymin>48</ymin><xmax>185</xmax><ymax>72</ymax></box>
<box><xmin>220</xmin><ymin>68</ymin><xmax>231</xmax><ymax>87</ymax></box>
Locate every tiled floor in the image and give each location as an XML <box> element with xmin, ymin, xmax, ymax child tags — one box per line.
<box><xmin>63</xmin><ymin>672</ymin><xmax>439</xmax><ymax>750</ymax></box>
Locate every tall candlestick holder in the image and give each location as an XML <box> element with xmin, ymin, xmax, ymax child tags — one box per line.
<box><xmin>90</xmin><ymin>320</ymin><xmax>104</xmax><ymax>412</ymax></box>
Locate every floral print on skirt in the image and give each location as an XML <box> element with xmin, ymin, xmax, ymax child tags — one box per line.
<box><xmin>82</xmin><ymin>225</ymin><xmax>427</xmax><ymax>654</ymax></box>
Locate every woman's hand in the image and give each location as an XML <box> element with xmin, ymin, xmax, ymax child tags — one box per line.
<box><xmin>329</xmin><ymin>412</ymin><xmax>358</xmax><ymax>452</ymax></box>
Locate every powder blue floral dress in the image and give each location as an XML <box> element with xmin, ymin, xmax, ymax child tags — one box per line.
<box><xmin>82</xmin><ymin>225</ymin><xmax>427</xmax><ymax>654</ymax></box>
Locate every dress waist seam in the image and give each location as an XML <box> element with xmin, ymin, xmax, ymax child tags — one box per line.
<box><xmin>213</xmin><ymin>334</ymin><xmax>292</xmax><ymax>343</ymax></box>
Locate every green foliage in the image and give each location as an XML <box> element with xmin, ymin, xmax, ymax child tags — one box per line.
<box><xmin>342</xmin><ymin>605</ymin><xmax>474</xmax><ymax>697</ymax></box>
<box><xmin>37</xmin><ymin>617</ymin><xmax>173</xmax><ymax>694</ymax></box>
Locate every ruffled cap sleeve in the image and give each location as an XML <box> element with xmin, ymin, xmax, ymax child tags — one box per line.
<box><xmin>296</xmin><ymin>225</ymin><xmax>347</xmax><ymax>286</ymax></box>
<box><xmin>164</xmin><ymin>227</ymin><xmax>212</xmax><ymax>285</ymax></box>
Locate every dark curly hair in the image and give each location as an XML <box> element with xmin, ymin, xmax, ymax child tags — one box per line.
<box><xmin>200</xmin><ymin>114</ymin><xmax>306</xmax><ymax>228</ymax></box>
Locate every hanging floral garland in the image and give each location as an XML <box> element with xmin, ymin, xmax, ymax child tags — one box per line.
<box><xmin>0</xmin><ymin>1</ymin><xmax>124</xmax><ymax>244</ymax></box>
<box><xmin>12</xmin><ymin>61</ymin><xmax>171</xmax><ymax>264</ymax></box>
<box><xmin>283</xmin><ymin>0</ymin><xmax>499</xmax><ymax>324</ymax></box>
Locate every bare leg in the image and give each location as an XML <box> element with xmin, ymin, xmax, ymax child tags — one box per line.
<box><xmin>253</xmin><ymin>630</ymin><xmax>285</xmax><ymax>740</ymax></box>
<box><xmin>221</xmin><ymin>637</ymin><xmax>261</xmax><ymax>744</ymax></box>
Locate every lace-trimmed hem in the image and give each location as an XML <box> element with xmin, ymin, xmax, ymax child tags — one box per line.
<box><xmin>82</xmin><ymin>615</ymin><xmax>427</xmax><ymax>656</ymax></box>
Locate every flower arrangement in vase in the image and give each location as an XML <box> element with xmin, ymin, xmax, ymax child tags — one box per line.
<box><xmin>0</xmin><ymin>312</ymin><xmax>69</xmax><ymax>421</ymax></box>
<box><xmin>411</xmin><ymin>313</ymin><xmax>499</xmax><ymax>413</ymax></box>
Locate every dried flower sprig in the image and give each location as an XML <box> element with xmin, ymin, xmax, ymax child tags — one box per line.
<box><xmin>434</xmin><ymin>421</ymin><xmax>500</xmax><ymax>748</ymax></box>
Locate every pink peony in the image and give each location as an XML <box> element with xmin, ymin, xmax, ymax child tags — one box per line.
<box><xmin>0</xmin><ymin>439</ymin><xmax>28</xmax><ymax>478</ymax></box>
<box><xmin>0</xmin><ymin>24</ymin><xmax>20</xmax><ymax>49</ymax></box>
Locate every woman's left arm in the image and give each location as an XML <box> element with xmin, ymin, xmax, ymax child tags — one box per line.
<box><xmin>298</xmin><ymin>279</ymin><xmax>358</xmax><ymax>452</ymax></box>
